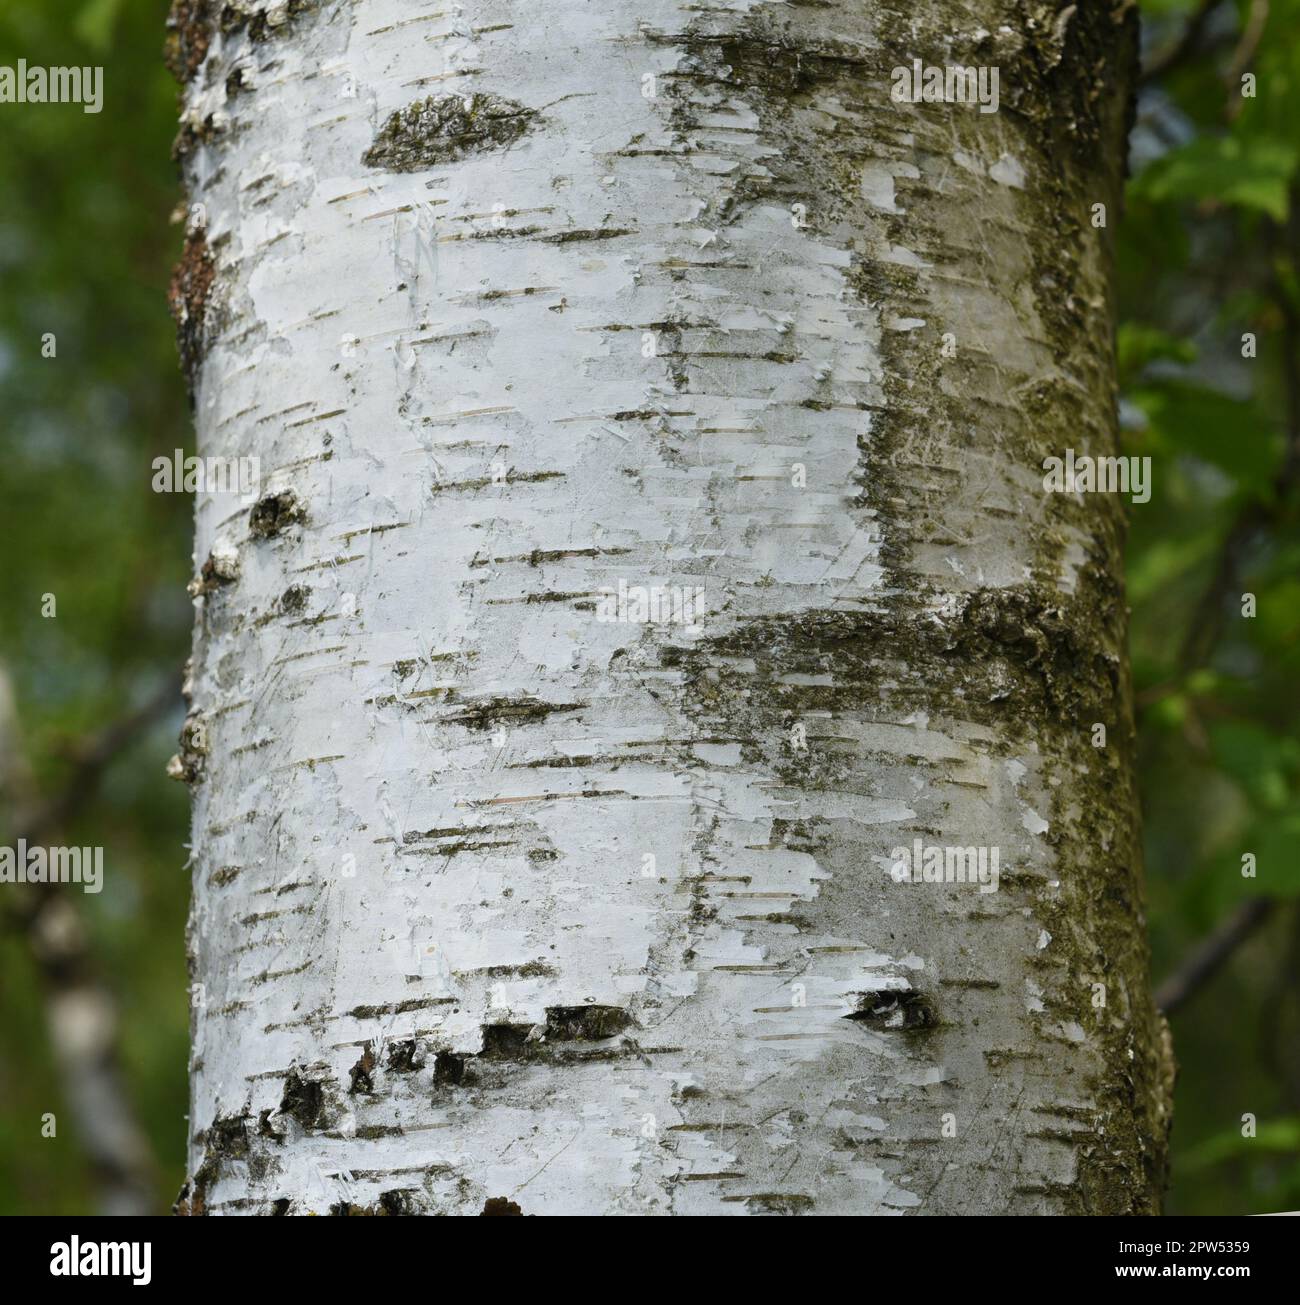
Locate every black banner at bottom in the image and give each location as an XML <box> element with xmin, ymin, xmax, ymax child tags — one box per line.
<box><xmin>0</xmin><ymin>1213</ymin><xmax>1285</xmax><ymax>1290</ymax></box>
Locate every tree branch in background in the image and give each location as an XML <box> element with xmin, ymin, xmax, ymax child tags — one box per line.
<box><xmin>0</xmin><ymin>671</ymin><xmax>177</xmax><ymax>1214</ymax></box>
<box><xmin>1176</xmin><ymin>209</ymin><xmax>1300</xmax><ymax>675</ymax></box>
<box><xmin>1156</xmin><ymin>897</ymin><xmax>1275</xmax><ymax>1015</ymax></box>
<box><xmin>18</xmin><ymin>681</ymin><xmax>177</xmax><ymax>846</ymax></box>
<box><xmin>1155</xmin><ymin>187</ymin><xmax>1300</xmax><ymax>1016</ymax></box>
<box><xmin>1225</xmin><ymin>0</ymin><xmax>1269</xmax><ymax>120</ymax></box>
<box><xmin>1175</xmin><ymin>511</ymin><xmax>1269</xmax><ymax>675</ymax></box>
<box><xmin>1140</xmin><ymin>0</ymin><xmax>1223</xmax><ymax>85</ymax></box>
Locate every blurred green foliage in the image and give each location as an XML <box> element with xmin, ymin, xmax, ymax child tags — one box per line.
<box><xmin>1124</xmin><ymin>0</ymin><xmax>1300</xmax><ymax>1214</ymax></box>
<box><xmin>0</xmin><ymin>0</ymin><xmax>1295</xmax><ymax>1214</ymax></box>
<box><xmin>0</xmin><ymin>0</ymin><xmax>190</xmax><ymax>1212</ymax></box>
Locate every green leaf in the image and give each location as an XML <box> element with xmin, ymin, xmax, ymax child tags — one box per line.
<box><xmin>1202</xmin><ymin>804</ymin><xmax>1300</xmax><ymax>902</ymax></box>
<box><xmin>1209</xmin><ymin>722</ymin><xmax>1300</xmax><ymax>812</ymax></box>
<box><xmin>1251</xmin><ymin>808</ymin><xmax>1300</xmax><ymax>893</ymax></box>
<box><xmin>1118</xmin><ymin>323</ymin><xmax>1196</xmax><ymax>387</ymax></box>
<box><xmin>1183</xmin><ymin>1117</ymin><xmax>1300</xmax><ymax>1171</ymax></box>
<box><xmin>1132</xmin><ymin>134</ymin><xmax>1299</xmax><ymax>222</ymax></box>
<box><xmin>1130</xmin><ymin>381</ymin><xmax>1282</xmax><ymax>492</ymax></box>
<box><xmin>1126</xmin><ymin>531</ymin><xmax>1218</xmax><ymax>604</ymax></box>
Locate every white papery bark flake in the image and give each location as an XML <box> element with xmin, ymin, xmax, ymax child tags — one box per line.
<box><xmin>170</xmin><ymin>0</ymin><xmax>1174</xmax><ymax>1216</ymax></box>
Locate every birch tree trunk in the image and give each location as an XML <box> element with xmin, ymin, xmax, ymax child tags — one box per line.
<box><xmin>169</xmin><ymin>0</ymin><xmax>1174</xmax><ymax>1216</ymax></box>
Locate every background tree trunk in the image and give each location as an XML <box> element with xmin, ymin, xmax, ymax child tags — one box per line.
<box><xmin>172</xmin><ymin>0</ymin><xmax>1173</xmax><ymax>1215</ymax></box>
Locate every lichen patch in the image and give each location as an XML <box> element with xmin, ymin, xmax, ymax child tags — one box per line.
<box><xmin>362</xmin><ymin>93</ymin><xmax>538</xmax><ymax>172</ymax></box>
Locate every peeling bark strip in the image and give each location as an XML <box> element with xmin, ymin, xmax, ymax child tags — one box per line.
<box><xmin>167</xmin><ymin>230</ymin><xmax>215</xmax><ymax>386</ymax></box>
<box><xmin>175</xmin><ymin>0</ymin><xmax>1171</xmax><ymax>1215</ymax></box>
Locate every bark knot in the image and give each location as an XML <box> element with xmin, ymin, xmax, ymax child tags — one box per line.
<box><xmin>249</xmin><ymin>489</ymin><xmax>307</xmax><ymax>539</ymax></box>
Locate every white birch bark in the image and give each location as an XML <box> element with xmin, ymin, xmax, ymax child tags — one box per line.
<box><xmin>172</xmin><ymin>0</ymin><xmax>1173</xmax><ymax>1215</ymax></box>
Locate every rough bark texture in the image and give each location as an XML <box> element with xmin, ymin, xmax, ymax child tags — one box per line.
<box><xmin>172</xmin><ymin>0</ymin><xmax>1174</xmax><ymax>1215</ymax></box>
